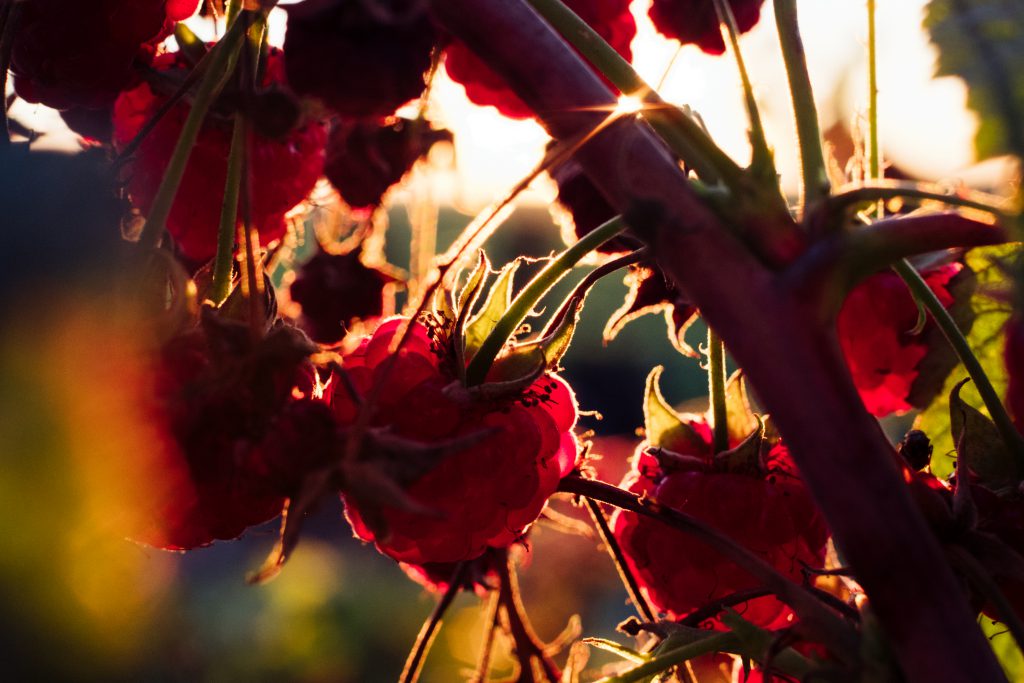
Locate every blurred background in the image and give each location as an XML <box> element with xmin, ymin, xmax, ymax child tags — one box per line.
<box><xmin>1</xmin><ymin>0</ymin><xmax>1018</xmax><ymax>681</ymax></box>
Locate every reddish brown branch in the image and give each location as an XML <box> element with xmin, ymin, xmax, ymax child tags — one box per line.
<box><xmin>430</xmin><ymin>2</ymin><xmax>1007</xmax><ymax>681</ymax></box>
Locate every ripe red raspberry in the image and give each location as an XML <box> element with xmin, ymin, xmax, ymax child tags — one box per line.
<box><xmin>443</xmin><ymin>0</ymin><xmax>636</xmax><ymax>119</ymax></box>
<box><xmin>113</xmin><ymin>48</ymin><xmax>327</xmax><ymax>261</ymax></box>
<box><xmin>10</xmin><ymin>0</ymin><xmax>199</xmax><ymax>110</ymax></box>
<box><xmin>325</xmin><ymin>118</ymin><xmax>452</xmax><ymax>210</ymax></box>
<box><xmin>648</xmin><ymin>0</ymin><xmax>765</xmax><ymax>55</ymax></box>
<box><xmin>611</xmin><ymin>423</ymin><xmax>828</xmax><ymax>628</ymax></box>
<box><xmin>283</xmin><ymin>0</ymin><xmax>437</xmax><ymax>119</ymax></box>
<box><xmin>334</xmin><ymin>317</ymin><xmax>579</xmax><ymax>565</ymax></box>
<box><xmin>837</xmin><ymin>263</ymin><xmax>964</xmax><ymax>418</ymax></box>
<box><xmin>289</xmin><ymin>249</ymin><xmax>397</xmax><ymax>344</ymax></box>
<box><xmin>134</xmin><ymin>315</ymin><xmax>320</xmax><ymax>551</ymax></box>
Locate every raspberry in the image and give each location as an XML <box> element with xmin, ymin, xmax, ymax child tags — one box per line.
<box><xmin>443</xmin><ymin>0</ymin><xmax>636</xmax><ymax>119</ymax></box>
<box><xmin>648</xmin><ymin>0</ymin><xmax>765</xmax><ymax>55</ymax></box>
<box><xmin>400</xmin><ymin>546</ymin><xmax>504</xmax><ymax>596</ymax></box>
<box><xmin>334</xmin><ymin>317</ymin><xmax>579</xmax><ymax>565</ymax></box>
<box><xmin>289</xmin><ymin>249</ymin><xmax>397</xmax><ymax>344</ymax></box>
<box><xmin>837</xmin><ymin>263</ymin><xmax>965</xmax><ymax>418</ymax></box>
<box><xmin>550</xmin><ymin>157</ymin><xmax>640</xmax><ymax>255</ymax></box>
<box><xmin>325</xmin><ymin>118</ymin><xmax>452</xmax><ymax>210</ymax></box>
<box><xmin>113</xmin><ymin>49</ymin><xmax>327</xmax><ymax>261</ymax></box>
<box><xmin>611</xmin><ymin>421</ymin><xmax>828</xmax><ymax>628</ymax></box>
<box><xmin>283</xmin><ymin>0</ymin><xmax>437</xmax><ymax>119</ymax></box>
<box><xmin>134</xmin><ymin>314</ymin><xmax>319</xmax><ymax>551</ymax></box>
<box><xmin>10</xmin><ymin>0</ymin><xmax>200</xmax><ymax>110</ymax></box>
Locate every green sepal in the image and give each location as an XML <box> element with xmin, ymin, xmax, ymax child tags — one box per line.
<box><xmin>950</xmin><ymin>378</ymin><xmax>1021</xmax><ymax>491</ymax></box>
<box><xmin>724</xmin><ymin>370</ymin><xmax>761</xmax><ymax>445</ymax></box>
<box><xmin>714</xmin><ymin>416</ymin><xmax>765</xmax><ymax>475</ymax></box>
<box><xmin>487</xmin><ymin>295</ymin><xmax>583</xmax><ymax>384</ymax></box>
<box><xmin>452</xmin><ymin>251</ymin><xmax>490</xmax><ymax>380</ymax></box>
<box><xmin>464</xmin><ymin>257</ymin><xmax>521</xmax><ymax>361</ymax></box>
<box><xmin>643</xmin><ymin>366</ymin><xmax>709</xmax><ymax>455</ymax></box>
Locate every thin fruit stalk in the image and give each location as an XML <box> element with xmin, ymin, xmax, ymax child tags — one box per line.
<box><xmin>428</xmin><ymin>1</ymin><xmax>1006</xmax><ymax>680</ymax></box>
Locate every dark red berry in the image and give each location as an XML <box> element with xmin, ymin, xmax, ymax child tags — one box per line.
<box><xmin>324</xmin><ymin>117</ymin><xmax>452</xmax><ymax>210</ymax></box>
<box><xmin>611</xmin><ymin>418</ymin><xmax>828</xmax><ymax>628</ymax></box>
<box><xmin>11</xmin><ymin>0</ymin><xmax>200</xmax><ymax>110</ymax></box>
<box><xmin>112</xmin><ymin>48</ymin><xmax>327</xmax><ymax>261</ymax></box>
<box><xmin>289</xmin><ymin>249</ymin><xmax>398</xmax><ymax>344</ymax></box>
<box><xmin>648</xmin><ymin>0</ymin><xmax>765</xmax><ymax>55</ymax></box>
<box><xmin>335</xmin><ymin>317</ymin><xmax>579</xmax><ymax>565</ymax></box>
<box><xmin>443</xmin><ymin>0</ymin><xmax>636</xmax><ymax>118</ymax></box>
<box><xmin>283</xmin><ymin>0</ymin><xmax>437</xmax><ymax>119</ymax></box>
<box><xmin>838</xmin><ymin>263</ymin><xmax>965</xmax><ymax>418</ymax></box>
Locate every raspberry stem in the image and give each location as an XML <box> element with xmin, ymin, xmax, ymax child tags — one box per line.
<box><xmin>583</xmin><ymin>496</ymin><xmax>656</xmax><ymax>623</ymax></box>
<box><xmin>597</xmin><ymin>631</ymin><xmax>738</xmax><ymax>683</ymax></box>
<box><xmin>137</xmin><ymin>12</ymin><xmax>248</xmax><ymax>250</ymax></box>
<box><xmin>773</xmin><ymin>0</ymin><xmax>829</xmax><ymax>213</ymax></box>
<box><xmin>892</xmin><ymin>258</ymin><xmax>1024</xmax><ymax>470</ymax></box>
<box><xmin>399</xmin><ymin>562</ymin><xmax>467</xmax><ymax>683</ymax></box>
<box><xmin>523</xmin><ymin>0</ymin><xmax>741</xmax><ymax>188</ymax></box>
<box><xmin>210</xmin><ymin>114</ymin><xmax>246</xmax><ymax>304</ymax></box>
<box><xmin>465</xmin><ymin>214</ymin><xmax>625</xmax><ymax>386</ymax></box>
<box><xmin>0</xmin><ymin>0</ymin><xmax>22</xmax><ymax>146</ymax></box>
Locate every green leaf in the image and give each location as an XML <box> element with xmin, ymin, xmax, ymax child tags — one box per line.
<box><xmin>950</xmin><ymin>378</ymin><xmax>1020</xmax><ymax>490</ymax></box>
<box><xmin>925</xmin><ymin>0</ymin><xmax>1024</xmax><ymax>160</ymax></box>
<box><xmin>643</xmin><ymin>366</ymin><xmax>709</xmax><ymax>454</ymax></box>
<box><xmin>464</xmin><ymin>258</ymin><xmax>521</xmax><ymax>360</ymax></box>
<box><xmin>915</xmin><ymin>245</ymin><xmax>1015</xmax><ymax>479</ymax></box>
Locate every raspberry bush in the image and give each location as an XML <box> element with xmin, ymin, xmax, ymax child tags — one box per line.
<box><xmin>3</xmin><ymin>0</ymin><xmax>1024</xmax><ymax>681</ymax></box>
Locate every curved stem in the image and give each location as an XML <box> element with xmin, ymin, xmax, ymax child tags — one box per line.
<box><xmin>584</xmin><ymin>497</ymin><xmax>656</xmax><ymax>623</ymax></box>
<box><xmin>597</xmin><ymin>632</ymin><xmax>738</xmax><ymax>683</ymax></box>
<box><xmin>211</xmin><ymin>113</ymin><xmax>245</xmax><ymax>304</ymax></box>
<box><xmin>540</xmin><ymin>248</ymin><xmax>646</xmax><ymax>338</ymax></box>
<box><xmin>523</xmin><ymin>0</ymin><xmax>741</xmax><ymax>187</ymax></box>
<box><xmin>400</xmin><ymin>562</ymin><xmax>468</xmax><ymax>683</ymax></box>
<box><xmin>773</xmin><ymin>0</ymin><xmax>828</xmax><ymax>210</ymax></box>
<box><xmin>465</xmin><ymin>215</ymin><xmax>625</xmax><ymax>385</ymax></box>
<box><xmin>827</xmin><ymin>181</ymin><xmax>1011</xmax><ymax>220</ymax></box>
<box><xmin>892</xmin><ymin>259</ymin><xmax>1024</xmax><ymax>469</ymax></box>
<box><xmin>708</xmin><ymin>327</ymin><xmax>729</xmax><ymax>453</ymax></box>
<box><xmin>497</xmin><ymin>553</ymin><xmax>561</xmax><ymax>682</ymax></box>
<box><xmin>469</xmin><ymin>590</ymin><xmax>500</xmax><ymax>683</ymax></box>
<box><xmin>559</xmin><ymin>476</ymin><xmax>858</xmax><ymax>661</ymax></box>
<box><xmin>137</xmin><ymin>14</ymin><xmax>247</xmax><ymax>250</ymax></box>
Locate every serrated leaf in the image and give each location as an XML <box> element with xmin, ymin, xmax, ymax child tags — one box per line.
<box><xmin>914</xmin><ymin>245</ymin><xmax>1015</xmax><ymax>479</ymax></box>
<box><xmin>644</xmin><ymin>366</ymin><xmax>709</xmax><ymax>454</ymax></box>
<box><xmin>951</xmin><ymin>379</ymin><xmax>1019</xmax><ymax>490</ymax></box>
<box><xmin>925</xmin><ymin>0</ymin><xmax>1024</xmax><ymax>161</ymax></box>
<box><xmin>465</xmin><ymin>258</ymin><xmax>521</xmax><ymax>359</ymax></box>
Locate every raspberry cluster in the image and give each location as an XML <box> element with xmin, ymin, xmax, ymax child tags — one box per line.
<box><xmin>113</xmin><ymin>49</ymin><xmax>327</xmax><ymax>262</ymax></box>
<box><xmin>443</xmin><ymin>0</ymin><xmax>636</xmax><ymax>118</ymax></box>
<box><xmin>648</xmin><ymin>0</ymin><xmax>766</xmax><ymax>55</ymax></box>
<box><xmin>612</xmin><ymin>412</ymin><xmax>828</xmax><ymax>627</ymax></box>
<box><xmin>10</xmin><ymin>0</ymin><xmax>200</xmax><ymax>111</ymax></box>
<box><xmin>837</xmin><ymin>263</ymin><xmax>964</xmax><ymax>417</ymax></box>
<box><xmin>334</xmin><ymin>317</ymin><xmax>579</xmax><ymax>565</ymax></box>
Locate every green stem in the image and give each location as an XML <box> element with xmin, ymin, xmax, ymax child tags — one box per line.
<box><xmin>524</xmin><ymin>0</ymin><xmax>743</xmax><ymax>188</ymax></box>
<box><xmin>711</xmin><ymin>0</ymin><xmax>773</xmax><ymax>181</ymax></box>
<box><xmin>584</xmin><ymin>497</ymin><xmax>656</xmax><ymax>623</ymax></box>
<box><xmin>0</xmin><ymin>0</ymin><xmax>22</xmax><ymax>146</ymax></box>
<box><xmin>866</xmin><ymin>0</ymin><xmax>881</xmax><ymax>185</ymax></box>
<box><xmin>892</xmin><ymin>259</ymin><xmax>1024</xmax><ymax>467</ymax></box>
<box><xmin>597</xmin><ymin>632</ymin><xmax>738</xmax><ymax>683</ymax></box>
<box><xmin>210</xmin><ymin>113</ymin><xmax>246</xmax><ymax>304</ymax></box>
<box><xmin>828</xmin><ymin>182</ymin><xmax>1011</xmax><ymax>220</ymax></box>
<box><xmin>464</xmin><ymin>215</ymin><xmax>625</xmax><ymax>385</ymax></box>
<box><xmin>708</xmin><ymin>327</ymin><xmax>729</xmax><ymax>453</ymax></box>
<box><xmin>773</xmin><ymin>0</ymin><xmax>828</xmax><ymax>211</ymax></box>
<box><xmin>225</xmin><ymin>0</ymin><xmax>242</xmax><ymax>26</ymax></box>
<box><xmin>137</xmin><ymin>14</ymin><xmax>247</xmax><ymax>250</ymax></box>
